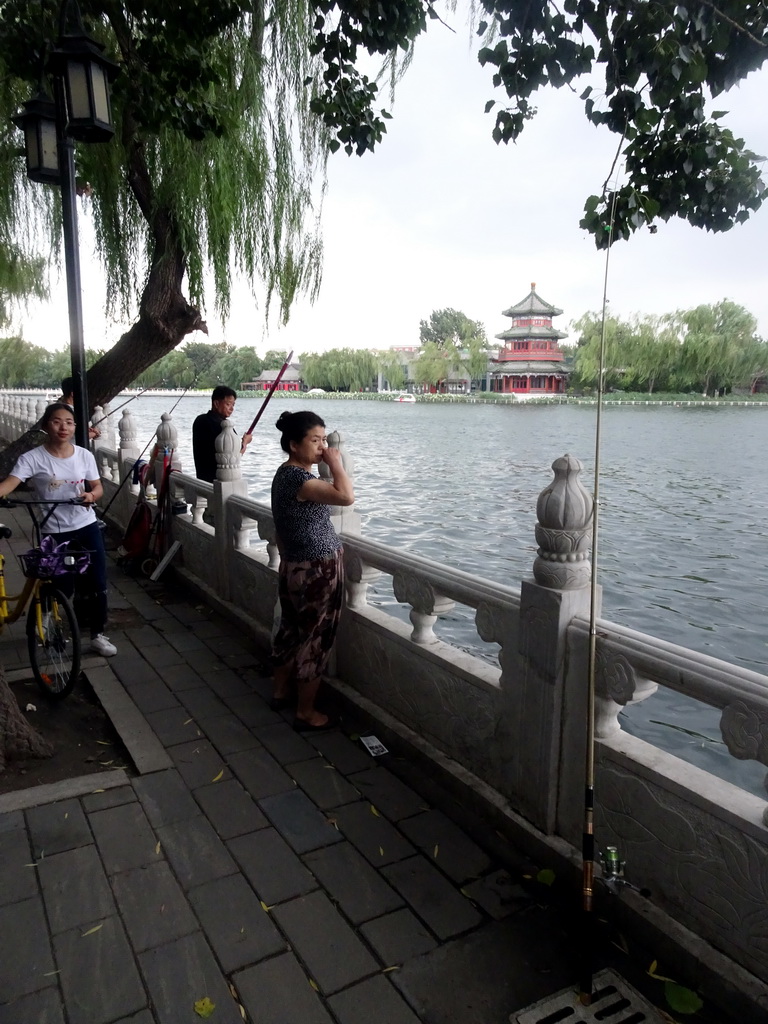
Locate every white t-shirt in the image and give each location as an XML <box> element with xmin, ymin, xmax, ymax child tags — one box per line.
<box><xmin>11</xmin><ymin>445</ymin><xmax>98</xmax><ymax>533</ymax></box>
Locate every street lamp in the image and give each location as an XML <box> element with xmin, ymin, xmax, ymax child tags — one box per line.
<box><xmin>12</xmin><ymin>0</ymin><xmax>117</xmax><ymax>447</ymax></box>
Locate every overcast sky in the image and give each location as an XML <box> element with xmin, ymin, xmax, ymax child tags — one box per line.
<box><xmin>19</xmin><ymin>4</ymin><xmax>768</xmax><ymax>356</ymax></box>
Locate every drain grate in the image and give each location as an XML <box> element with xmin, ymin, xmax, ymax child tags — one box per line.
<box><xmin>514</xmin><ymin>969</ymin><xmax>666</xmax><ymax>1024</ymax></box>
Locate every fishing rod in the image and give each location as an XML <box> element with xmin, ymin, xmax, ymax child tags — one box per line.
<box><xmin>90</xmin><ymin>381</ymin><xmax>164</xmax><ymax>427</ymax></box>
<box><xmin>243</xmin><ymin>349</ymin><xmax>294</xmax><ymax>441</ymax></box>
<box><xmin>579</xmin><ymin>185</ymin><xmax>621</xmax><ymax>1007</ymax></box>
<box><xmin>99</xmin><ymin>362</ymin><xmax>212</xmax><ymax>519</ymax></box>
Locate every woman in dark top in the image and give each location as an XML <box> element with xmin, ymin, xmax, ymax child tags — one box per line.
<box><xmin>271</xmin><ymin>410</ymin><xmax>354</xmax><ymax>731</ymax></box>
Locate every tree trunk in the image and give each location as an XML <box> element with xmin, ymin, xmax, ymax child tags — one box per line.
<box><xmin>0</xmin><ymin>666</ymin><xmax>53</xmax><ymax>771</ymax></box>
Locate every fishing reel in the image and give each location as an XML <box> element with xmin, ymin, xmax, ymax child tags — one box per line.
<box><xmin>599</xmin><ymin>845</ymin><xmax>651</xmax><ymax>898</ymax></box>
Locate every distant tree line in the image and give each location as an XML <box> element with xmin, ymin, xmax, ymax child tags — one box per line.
<box><xmin>568</xmin><ymin>301</ymin><xmax>768</xmax><ymax>395</ymax></box>
<box><xmin>3</xmin><ymin>301</ymin><xmax>766</xmax><ymax>397</ymax></box>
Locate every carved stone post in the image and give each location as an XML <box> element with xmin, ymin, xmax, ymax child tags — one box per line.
<box><xmin>318</xmin><ymin>430</ymin><xmax>361</xmax><ymax>536</ymax></box>
<box><xmin>154</xmin><ymin>412</ymin><xmax>181</xmax><ymax>491</ymax></box>
<box><xmin>213</xmin><ymin>419</ymin><xmax>248</xmax><ymax>600</ymax></box>
<box><xmin>512</xmin><ymin>454</ymin><xmax>597</xmax><ymax>833</ymax></box>
<box><xmin>117</xmin><ymin>409</ymin><xmax>141</xmax><ymax>524</ymax></box>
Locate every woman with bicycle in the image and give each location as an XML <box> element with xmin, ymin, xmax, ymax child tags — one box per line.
<box><xmin>0</xmin><ymin>403</ymin><xmax>117</xmax><ymax>656</ymax></box>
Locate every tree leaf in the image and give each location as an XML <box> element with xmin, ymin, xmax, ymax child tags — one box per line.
<box><xmin>664</xmin><ymin>982</ymin><xmax>703</xmax><ymax>1014</ymax></box>
<box><xmin>536</xmin><ymin>868</ymin><xmax>556</xmax><ymax>886</ymax></box>
<box><xmin>194</xmin><ymin>996</ymin><xmax>216</xmax><ymax>1018</ymax></box>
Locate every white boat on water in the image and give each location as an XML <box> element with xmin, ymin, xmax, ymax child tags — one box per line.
<box><xmin>393</xmin><ymin>393</ymin><xmax>416</xmax><ymax>403</ymax></box>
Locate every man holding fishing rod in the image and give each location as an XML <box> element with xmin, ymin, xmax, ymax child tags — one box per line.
<box><xmin>192</xmin><ymin>386</ymin><xmax>254</xmax><ymax>484</ymax></box>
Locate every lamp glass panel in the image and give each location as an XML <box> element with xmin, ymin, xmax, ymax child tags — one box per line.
<box><xmin>66</xmin><ymin>61</ymin><xmax>91</xmax><ymax>120</ymax></box>
<box><xmin>91</xmin><ymin>64</ymin><xmax>110</xmax><ymax>124</ymax></box>
<box><xmin>39</xmin><ymin>119</ymin><xmax>59</xmax><ymax>172</ymax></box>
<box><xmin>24</xmin><ymin>124</ymin><xmax>40</xmax><ymax>170</ymax></box>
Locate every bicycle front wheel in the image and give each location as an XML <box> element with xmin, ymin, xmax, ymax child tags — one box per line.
<box><xmin>27</xmin><ymin>586</ymin><xmax>81</xmax><ymax>700</ymax></box>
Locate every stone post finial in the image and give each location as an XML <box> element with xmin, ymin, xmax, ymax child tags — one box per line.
<box><xmin>119</xmin><ymin>408</ymin><xmax>139</xmax><ymax>451</ymax></box>
<box><xmin>215</xmin><ymin>418</ymin><xmax>242</xmax><ymax>482</ymax></box>
<box><xmin>156</xmin><ymin>411</ymin><xmax>178</xmax><ymax>453</ymax></box>
<box><xmin>319</xmin><ymin>430</ymin><xmax>360</xmax><ymax>535</ymax></box>
<box><xmin>532</xmin><ymin>453</ymin><xmax>593</xmax><ymax>589</ymax></box>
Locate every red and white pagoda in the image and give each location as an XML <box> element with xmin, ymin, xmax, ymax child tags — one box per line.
<box><xmin>490</xmin><ymin>283</ymin><xmax>569</xmax><ymax>395</ymax></box>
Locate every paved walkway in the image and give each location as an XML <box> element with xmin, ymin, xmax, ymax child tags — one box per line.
<box><xmin>0</xmin><ymin>512</ymin><xmax>734</xmax><ymax>1024</ymax></box>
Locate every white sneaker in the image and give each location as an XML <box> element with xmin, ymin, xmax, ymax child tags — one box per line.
<box><xmin>91</xmin><ymin>634</ymin><xmax>117</xmax><ymax>657</ymax></box>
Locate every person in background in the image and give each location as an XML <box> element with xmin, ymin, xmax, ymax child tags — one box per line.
<box><xmin>0</xmin><ymin>403</ymin><xmax>117</xmax><ymax>656</ymax></box>
<box><xmin>270</xmin><ymin>410</ymin><xmax>354</xmax><ymax>731</ymax></box>
<box><xmin>192</xmin><ymin>385</ymin><xmax>253</xmax><ymax>483</ymax></box>
<box><xmin>60</xmin><ymin>376</ymin><xmax>100</xmax><ymax>440</ymax></box>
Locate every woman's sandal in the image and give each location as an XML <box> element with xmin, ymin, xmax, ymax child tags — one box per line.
<box><xmin>293</xmin><ymin>716</ymin><xmax>339</xmax><ymax>733</ymax></box>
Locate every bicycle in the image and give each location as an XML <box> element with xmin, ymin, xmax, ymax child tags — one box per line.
<box><xmin>0</xmin><ymin>498</ymin><xmax>91</xmax><ymax>700</ymax></box>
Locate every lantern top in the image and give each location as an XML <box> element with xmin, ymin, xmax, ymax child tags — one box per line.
<box><xmin>47</xmin><ymin>0</ymin><xmax>118</xmax><ymax>81</ymax></box>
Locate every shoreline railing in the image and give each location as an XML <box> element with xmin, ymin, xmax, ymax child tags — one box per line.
<box><xmin>2</xmin><ymin>396</ymin><xmax>767</xmax><ymax>998</ymax></box>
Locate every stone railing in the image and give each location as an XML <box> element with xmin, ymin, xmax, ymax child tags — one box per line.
<box><xmin>4</xmin><ymin>399</ymin><xmax>766</xmax><ymax>1006</ymax></box>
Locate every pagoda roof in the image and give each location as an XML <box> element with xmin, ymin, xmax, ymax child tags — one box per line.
<box><xmin>495</xmin><ymin>325</ymin><xmax>567</xmax><ymax>341</ymax></box>
<box><xmin>502</xmin><ymin>282</ymin><xmax>563</xmax><ymax>318</ymax></box>
<box><xmin>490</xmin><ymin>360</ymin><xmax>570</xmax><ymax>375</ymax></box>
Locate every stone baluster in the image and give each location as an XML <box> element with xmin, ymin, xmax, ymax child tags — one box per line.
<box><xmin>257</xmin><ymin>518</ymin><xmax>279</xmax><ymax>568</ymax></box>
<box><xmin>23</xmin><ymin>397</ymin><xmax>35</xmax><ymax>427</ymax></box>
<box><xmin>92</xmin><ymin>405</ymin><xmax>107</xmax><ymax>455</ymax></box>
<box><xmin>213</xmin><ymin>418</ymin><xmax>249</xmax><ymax>599</ymax></box>
<box><xmin>392</xmin><ymin>571</ymin><xmax>455</xmax><ymax>645</ymax></box>
<box><xmin>491</xmin><ymin>454</ymin><xmax>598</xmax><ymax>834</ymax></box>
<box><xmin>345</xmin><ymin>551</ymin><xmax>381</xmax><ymax>610</ymax></box>
<box><xmin>117</xmin><ymin>408</ymin><xmax>141</xmax><ymax>521</ymax></box>
<box><xmin>100</xmin><ymin>401</ymin><xmax>117</xmax><ymax>450</ymax></box>
<box><xmin>718</xmin><ymin>701</ymin><xmax>768</xmax><ymax>826</ymax></box>
<box><xmin>154</xmin><ymin>412</ymin><xmax>181</xmax><ymax>491</ymax></box>
<box><xmin>318</xmin><ymin>430</ymin><xmax>361</xmax><ymax>536</ymax></box>
<box><xmin>35</xmin><ymin>399</ymin><xmax>47</xmax><ymax>423</ymax></box>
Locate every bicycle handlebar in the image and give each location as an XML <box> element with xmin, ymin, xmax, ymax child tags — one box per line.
<box><xmin>0</xmin><ymin>497</ymin><xmax>91</xmax><ymax>508</ymax></box>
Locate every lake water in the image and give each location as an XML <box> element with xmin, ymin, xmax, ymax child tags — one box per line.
<box><xmin>115</xmin><ymin>394</ymin><xmax>768</xmax><ymax>797</ymax></box>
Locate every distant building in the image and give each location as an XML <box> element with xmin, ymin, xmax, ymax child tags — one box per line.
<box><xmin>241</xmin><ymin>365</ymin><xmax>302</xmax><ymax>391</ymax></box>
<box><xmin>489</xmin><ymin>283</ymin><xmax>569</xmax><ymax>396</ymax></box>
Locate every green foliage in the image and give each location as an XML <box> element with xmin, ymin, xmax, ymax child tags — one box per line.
<box><xmin>572</xmin><ymin>301</ymin><xmax>768</xmax><ymax>395</ymax></box>
<box><xmin>0</xmin><ymin>243</ymin><xmax>48</xmax><ymax>329</ymax></box>
<box><xmin>477</xmin><ymin>1</ymin><xmax>768</xmax><ymax>245</ymax></box>
<box><xmin>308</xmin><ymin>1</ymin><xmax>432</xmax><ymax>155</ymax></box>
<box><xmin>378</xmin><ymin>349</ymin><xmax>407</xmax><ymax>391</ymax></box>
<box><xmin>300</xmin><ymin>347</ymin><xmax>379</xmax><ymax>391</ymax></box>
<box><xmin>416</xmin><ymin>307</ymin><xmax>489</xmax><ymax>385</ymax></box>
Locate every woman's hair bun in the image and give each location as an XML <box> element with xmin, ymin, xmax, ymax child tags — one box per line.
<box><xmin>275</xmin><ymin>411</ymin><xmax>292</xmax><ymax>431</ymax></box>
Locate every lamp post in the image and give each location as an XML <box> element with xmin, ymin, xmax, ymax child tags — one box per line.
<box><xmin>12</xmin><ymin>0</ymin><xmax>117</xmax><ymax>447</ymax></box>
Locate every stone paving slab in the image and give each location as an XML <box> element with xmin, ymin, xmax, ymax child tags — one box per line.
<box><xmin>307</xmin><ymin>731</ymin><xmax>375</xmax><ymax>774</ymax></box>
<box><xmin>144</xmin><ymin>706</ymin><xmax>204</xmax><ymax>747</ymax></box>
<box><xmin>0</xmin><ymin>987</ymin><xmax>64</xmax><ymax>1024</ymax></box>
<box><xmin>303</xmin><ymin>841</ymin><xmax>403</xmax><ymax>925</ymax></box>
<box><xmin>228</xmin><ymin>828</ymin><xmax>317</xmax><ymax>906</ymax></box>
<box><xmin>155</xmin><ymin>814</ymin><xmax>237</xmax><ymax>890</ymax></box>
<box><xmin>188</xmin><ymin>873</ymin><xmax>286</xmax><ymax>973</ymax></box>
<box><xmin>138</xmin><ymin>931</ymin><xmax>244</xmax><ymax>1024</ymax></box>
<box><xmin>253</xmin><ymin>721</ymin><xmax>317</xmax><ymax>765</ymax></box>
<box><xmin>398</xmin><ymin>808</ymin><xmax>492</xmax><ymax>884</ymax></box>
<box><xmin>360</xmin><ymin>907</ymin><xmax>438</xmax><ymax>965</ymax></box>
<box><xmin>289</xmin><ymin>756</ymin><xmax>362</xmax><ymax>809</ymax></box>
<box><xmin>26</xmin><ymin>797</ymin><xmax>91</xmax><ymax>857</ymax></box>
<box><xmin>37</xmin><ymin>844</ymin><xmax>116</xmax><ymax>935</ymax></box>
<box><xmin>193</xmin><ymin>777</ymin><xmax>268</xmax><ymax>839</ymax></box>
<box><xmin>328</xmin><ymin>973</ymin><xmax>422</xmax><ymax>1024</ymax></box>
<box><xmin>89</xmin><ymin>801</ymin><xmax>163</xmax><ymax>875</ymax></box>
<box><xmin>227</xmin><ymin>746</ymin><xmax>293</xmax><ymax>799</ymax></box>
<box><xmin>233</xmin><ymin>952</ymin><xmax>334</xmax><ymax>1024</ymax></box>
<box><xmin>111</xmin><ymin>861</ymin><xmax>199</xmax><ymax>952</ymax></box>
<box><xmin>0</xmin><ymin>896</ymin><xmax>56</xmax><ymax>1001</ymax></box>
<box><xmin>330</xmin><ymin>799</ymin><xmax>417</xmax><ymax>866</ymax></box>
<box><xmin>382</xmin><ymin>855</ymin><xmax>483</xmax><ymax>941</ymax></box>
<box><xmin>0</xmin><ymin>811</ymin><xmax>37</xmax><ymax>907</ymax></box>
<box><xmin>177</xmin><ymin>686</ymin><xmax>231</xmax><ymax>720</ymax></box>
<box><xmin>259</xmin><ymin>788</ymin><xmax>344</xmax><ymax>854</ymax></box>
<box><xmin>168</xmin><ymin>738</ymin><xmax>232</xmax><ymax>790</ymax></box>
<box><xmin>133</xmin><ymin>769</ymin><xmax>201</xmax><ymax>827</ymax></box>
<box><xmin>54</xmin><ymin>913</ymin><xmax>146</xmax><ymax>1024</ymax></box>
<box><xmin>270</xmin><ymin>889</ymin><xmax>379</xmax><ymax>994</ymax></box>
<box><xmin>199</xmin><ymin>711</ymin><xmax>261</xmax><ymax>754</ymax></box>
<box><xmin>348</xmin><ymin>766</ymin><xmax>429</xmax><ymax>821</ymax></box>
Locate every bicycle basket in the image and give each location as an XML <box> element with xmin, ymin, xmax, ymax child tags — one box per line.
<box><xmin>20</xmin><ymin>536</ymin><xmax>91</xmax><ymax>579</ymax></box>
